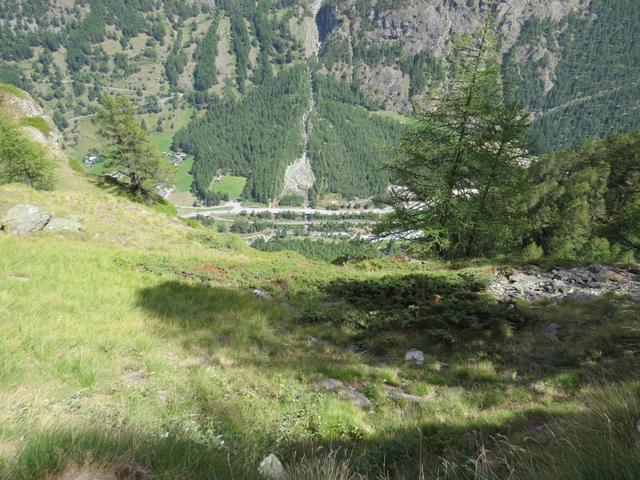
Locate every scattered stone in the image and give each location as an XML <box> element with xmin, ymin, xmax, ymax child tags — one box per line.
<box><xmin>122</xmin><ymin>370</ymin><xmax>146</xmax><ymax>385</ymax></box>
<box><xmin>44</xmin><ymin>217</ymin><xmax>81</xmax><ymax>232</ymax></box>
<box><xmin>1</xmin><ymin>204</ymin><xmax>51</xmax><ymax>234</ymax></box>
<box><xmin>637</xmin><ymin>419</ymin><xmax>640</xmax><ymax>434</ymax></box>
<box><xmin>388</xmin><ymin>391</ymin><xmax>426</xmax><ymax>403</ymax></box>
<box><xmin>258</xmin><ymin>453</ymin><xmax>285</xmax><ymax>480</ymax></box>
<box><xmin>490</xmin><ymin>265</ymin><xmax>640</xmax><ymax>302</ymax></box>
<box><xmin>321</xmin><ymin>378</ymin><xmax>372</xmax><ymax>408</ymax></box>
<box><xmin>252</xmin><ymin>288</ymin><xmax>272</xmax><ymax>300</ymax></box>
<box><xmin>405</xmin><ymin>349</ymin><xmax>424</xmax><ymax>367</ymax></box>
<box><xmin>307</xmin><ymin>336</ymin><xmax>319</xmax><ymax>346</ymax></box>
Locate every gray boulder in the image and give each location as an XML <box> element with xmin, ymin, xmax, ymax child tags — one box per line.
<box><xmin>405</xmin><ymin>349</ymin><xmax>425</xmax><ymax>366</ymax></box>
<box><xmin>1</xmin><ymin>204</ymin><xmax>51</xmax><ymax>234</ymax></box>
<box><xmin>259</xmin><ymin>453</ymin><xmax>285</xmax><ymax>480</ymax></box>
<box><xmin>44</xmin><ymin>217</ymin><xmax>81</xmax><ymax>232</ymax></box>
<box><xmin>321</xmin><ymin>378</ymin><xmax>372</xmax><ymax>408</ymax></box>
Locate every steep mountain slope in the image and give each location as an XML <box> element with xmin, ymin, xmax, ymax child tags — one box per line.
<box><xmin>1</xmin><ymin>0</ymin><xmax>638</xmax><ymax>203</ymax></box>
<box><xmin>319</xmin><ymin>0</ymin><xmax>640</xmax><ymax>152</ymax></box>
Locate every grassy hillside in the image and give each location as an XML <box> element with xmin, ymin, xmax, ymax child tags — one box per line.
<box><xmin>1</xmin><ymin>150</ymin><xmax>640</xmax><ymax>478</ymax></box>
<box><xmin>1</xmin><ymin>80</ymin><xmax>639</xmax><ymax>480</ymax></box>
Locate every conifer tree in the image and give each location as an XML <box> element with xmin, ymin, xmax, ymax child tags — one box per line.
<box><xmin>96</xmin><ymin>95</ymin><xmax>166</xmax><ymax>198</ymax></box>
<box><xmin>377</xmin><ymin>23</ymin><xmax>532</xmax><ymax>257</ymax></box>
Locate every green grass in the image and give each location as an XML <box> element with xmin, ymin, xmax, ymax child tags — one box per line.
<box><xmin>151</xmin><ymin>132</ymin><xmax>173</xmax><ymax>153</ymax></box>
<box><xmin>171</xmin><ymin>155</ymin><xmax>194</xmax><ymax>192</ymax></box>
<box><xmin>209</xmin><ymin>175</ymin><xmax>246</xmax><ymax>199</ymax></box>
<box><xmin>0</xmin><ymin>83</ymin><xmax>28</xmax><ymax>99</ymax></box>
<box><xmin>370</xmin><ymin>109</ymin><xmax>414</xmax><ymax>125</ymax></box>
<box><xmin>18</xmin><ymin>116</ymin><xmax>52</xmax><ymax>135</ymax></box>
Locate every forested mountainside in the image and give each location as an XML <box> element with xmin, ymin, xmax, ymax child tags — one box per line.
<box><xmin>1</xmin><ymin>0</ymin><xmax>638</xmax><ymax>204</ymax></box>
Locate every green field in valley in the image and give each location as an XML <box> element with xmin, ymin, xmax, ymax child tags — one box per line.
<box><xmin>209</xmin><ymin>175</ymin><xmax>246</xmax><ymax>199</ymax></box>
<box><xmin>172</xmin><ymin>156</ymin><xmax>194</xmax><ymax>192</ymax></box>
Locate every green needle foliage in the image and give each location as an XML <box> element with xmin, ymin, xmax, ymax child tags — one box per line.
<box><xmin>193</xmin><ymin>14</ymin><xmax>220</xmax><ymax>92</ymax></box>
<box><xmin>528</xmin><ymin>129</ymin><xmax>640</xmax><ymax>260</ymax></box>
<box><xmin>378</xmin><ymin>23</ymin><xmax>532</xmax><ymax>258</ymax></box>
<box><xmin>0</xmin><ymin>112</ymin><xmax>54</xmax><ymax>190</ymax></box>
<box><xmin>96</xmin><ymin>95</ymin><xmax>167</xmax><ymax>198</ymax></box>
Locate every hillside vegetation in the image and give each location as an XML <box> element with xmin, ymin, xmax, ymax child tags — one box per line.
<box><xmin>1</xmin><ymin>85</ymin><xmax>640</xmax><ymax>479</ymax></box>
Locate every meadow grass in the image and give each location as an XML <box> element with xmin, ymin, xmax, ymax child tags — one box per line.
<box><xmin>1</xmin><ymin>225</ymin><xmax>638</xmax><ymax>478</ymax></box>
<box><xmin>172</xmin><ymin>155</ymin><xmax>194</xmax><ymax>192</ymax></box>
<box><xmin>18</xmin><ymin>116</ymin><xmax>52</xmax><ymax>135</ymax></box>
<box><xmin>210</xmin><ymin>175</ymin><xmax>247</xmax><ymax>199</ymax></box>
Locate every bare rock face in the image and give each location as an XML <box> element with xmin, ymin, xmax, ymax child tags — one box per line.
<box><xmin>321</xmin><ymin>0</ymin><xmax>590</xmax><ymax>109</ymax></box>
<box><xmin>0</xmin><ymin>204</ymin><xmax>51</xmax><ymax>234</ymax></box>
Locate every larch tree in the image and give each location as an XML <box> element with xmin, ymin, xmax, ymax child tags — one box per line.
<box><xmin>377</xmin><ymin>22</ymin><xmax>533</xmax><ymax>257</ymax></box>
<box><xmin>96</xmin><ymin>94</ymin><xmax>167</xmax><ymax>198</ymax></box>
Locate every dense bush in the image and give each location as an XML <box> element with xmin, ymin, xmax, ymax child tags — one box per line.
<box><xmin>252</xmin><ymin>238</ymin><xmax>381</xmax><ymax>263</ymax></box>
<box><xmin>0</xmin><ymin>114</ymin><xmax>54</xmax><ymax>190</ymax></box>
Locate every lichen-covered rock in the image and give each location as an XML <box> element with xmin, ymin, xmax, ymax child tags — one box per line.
<box><xmin>1</xmin><ymin>204</ymin><xmax>51</xmax><ymax>234</ymax></box>
<box><xmin>321</xmin><ymin>378</ymin><xmax>372</xmax><ymax>408</ymax></box>
<box><xmin>44</xmin><ymin>217</ymin><xmax>82</xmax><ymax>232</ymax></box>
<box><xmin>259</xmin><ymin>453</ymin><xmax>285</xmax><ymax>480</ymax></box>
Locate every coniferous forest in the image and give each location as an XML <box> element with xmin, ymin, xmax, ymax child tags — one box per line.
<box><xmin>173</xmin><ymin>65</ymin><xmax>308</xmax><ymax>203</ymax></box>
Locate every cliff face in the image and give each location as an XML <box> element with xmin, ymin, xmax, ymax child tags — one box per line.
<box><xmin>317</xmin><ymin>0</ymin><xmax>589</xmax><ymax>111</ymax></box>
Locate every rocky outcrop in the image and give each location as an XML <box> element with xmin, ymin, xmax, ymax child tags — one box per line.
<box><xmin>1</xmin><ymin>204</ymin><xmax>81</xmax><ymax>234</ymax></box>
<box><xmin>1</xmin><ymin>87</ymin><xmax>60</xmax><ymax>146</ymax></box>
<box><xmin>44</xmin><ymin>217</ymin><xmax>81</xmax><ymax>232</ymax></box>
<box><xmin>490</xmin><ymin>264</ymin><xmax>640</xmax><ymax>302</ymax></box>
<box><xmin>0</xmin><ymin>204</ymin><xmax>51</xmax><ymax>234</ymax></box>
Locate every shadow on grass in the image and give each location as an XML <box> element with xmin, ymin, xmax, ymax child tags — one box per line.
<box><xmin>279</xmin><ymin>381</ymin><xmax>640</xmax><ymax>479</ymax></box>
<box><xmin>6</xmin><ymin>424</ymin><xmax>263</xmax><ymax>480</ymax></box>
<box><xmin>136</xmin><ymin>281</ymin><xmax>283</xmax><ymax>353</ymax></box>
<box><xmin>9</xmin><ymin>391</ymin><xmax>639</xmax><ymax>480</ymax></box>
<box><xmin>92</xmin><ymin>175</ymin><xmax>177</xmax><ymax>215</ymax></box>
